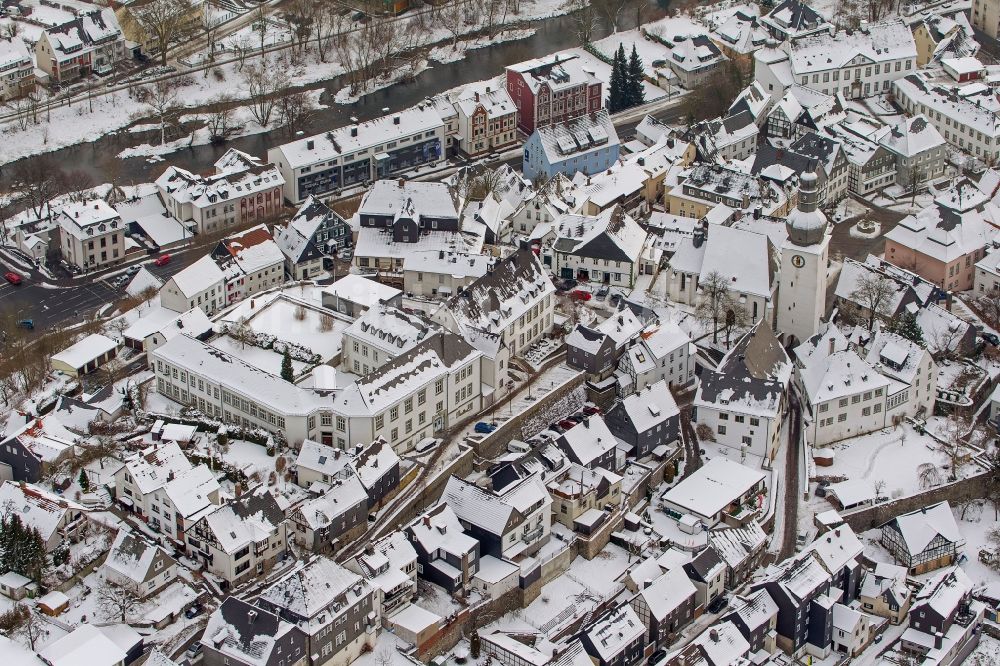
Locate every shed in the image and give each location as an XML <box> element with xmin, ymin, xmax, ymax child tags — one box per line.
<box><xmin>37</xmin><ymin>590</ymin><xmax>70</xmax><ymax>616</ymax></box>
<box><xmin>51</xmin><ymin>335</ymin><xmax>120</xmax><ymax>377</ymax></box>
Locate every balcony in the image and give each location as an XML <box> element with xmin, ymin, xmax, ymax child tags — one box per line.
<box><xmin>521</xmin><ymin>525</ymin><xmax>545</xmax><ymax>544</ymax></box>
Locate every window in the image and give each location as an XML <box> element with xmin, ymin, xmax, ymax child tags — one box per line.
<box><xmin>336</xmin><ymin>416</ymin><xmax>346</xmax><ymax>431</ymax></box>
<box><xmin>839</xmin><ymin>398</ymin><xmax>849</xmax><ymax>407</ymax></box>
<box><xmin>750</xmin><ymin>417</ymin><xmax>759</xmax><ymax>426</ymax></box>
<box><xmin>375</xmin><ymin>414</ymin><xmax>384</xmax><ymax>429</ymax></box>
<box><xmin>390</xmin><ymin>406</ymin><xmax>399</xmax><ymax>421</ymax></box>
<box><xmin>718</xmin><ymin>425</ymin><xmax>727</xmax><ymax>435</ymax></box>
<box><xmin>838</xmin><ymin>413</ymin><xmax>847</xmax><ymax>422</ymax></box>
<box><xmin>734</xmin><ymin>415</ymin><xmax>745</xmax><ymax>423</ymax></box>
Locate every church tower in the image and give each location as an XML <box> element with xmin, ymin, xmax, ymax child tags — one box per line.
<box><xmin>777</xmin><ymin>171</ymin><xmax>830</xmax><ymax>345</ymax></box>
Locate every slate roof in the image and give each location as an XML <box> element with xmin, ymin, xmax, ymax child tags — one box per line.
<box><xmin>695</xmin><ymin>324</ymin><xmax>790</xmax><ymax>418</ymax></box>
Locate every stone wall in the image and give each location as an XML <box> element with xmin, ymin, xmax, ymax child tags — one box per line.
<box><xmin>840</xmin><ymin>472</ymin><xmax>991</xmax><ymax>532</ymax></box>
<box><xmin>475</xmin><ymin>370</ymin><xmax>585</xmax><ymax>459</ymax></box>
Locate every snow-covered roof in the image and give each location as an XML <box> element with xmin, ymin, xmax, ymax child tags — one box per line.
<box><xmin>322</xmin><ymin>274</ymin><xmax>401</xmax><ymax>310</ymax></box>
<box><xmin>344</xmin><ymin>304</ymin><xmax>433</xmax><ymax>358</ymax></box>
<box><xmin>0</xmin><ymin>37</ymin><xmax>31</xmax><ymax>70</ymax></box>
<box><xmin>880</xmin><ymin>115</ymin><xmax>945</xmax><ymax>158</ymax></box>
<box><xmin>152</xmin><ymin>334</ymin><xmax>328</xmax><ymax>416</ymax></box>
<box><xmin>807</xmin><ymin>525</ymin><xmax>863</xmax><ymax>574</ymax></box>
<box><xmin>200</xmin><ymin>488</ymin><xmax>284</xmax><ymax>555</ymax></box>
<box><xmin>535</xmin><ymin>110</ymin><xmax>619</xmax><ymax>163</ymax></box>
<box><xmin>790</xmin><ymin>20</ymin><xmax>915</xmax><ymax>75</ymax></box>
<box><xmin>0</xmin><ymin>481</ymin><xmax>83</xmax><ymax>544</ymax></box>
<box><xmin>40</xmin><ymin>625</ymin><xmax>127</xmax><ymax>666</ymax></box>
<box><xmin>443</xmin><ymin>473</ymin><xmax>550</xmax><ymax>536</ymax></box>
<box><xmin>354</xmin><ymin>438</ymin><xmax>400</xmax><ymax>489</ymax></box>
<box><xmin>52</xmin><ymin>334</ymin><xmax>118</xmax><ymax>371</ymax></box>
<box><xmin>164</xmin><ymin>464</ymin><xmax>219</xmax><ymax>519</ymax></box>
<box><xmin>167</xmin><ymin>255</ymin><xmax>225</xmax><ymax>299</ymax></box>
<box><xmin>662</xmin><ymin>459</ymin><xmax>765</xmax><ymax>519</ymax></box>
<box><xmin>727</xmin><ymin>588</ymin><xmax>778</xmax><ymax>631</ymax></box>
<box><xmin>275</xmin><ymin>104</ymin><xmax>445</xmax><ymax>169</ymax></box>
<box><xmin>0</xmin><ymin>635</ymin><xmax>45</xmax><ymax>666</ymax></box>
<box><xmin>506</xmin><ymin>53</ymin><xmax>599</xmax><ymax>94</ymax></box>
<box><xmin>760</xmin><ymin>551</ymin><xmax>831</xmax><ymax>601</ymax></box>
<box><xmin>102</xmin><ymin>529</ymin><xmax>174</xmax><ymax>585</ymax></box>
<box><xmin>407</xmin><ymin>504</ymin><xmax>478</xmax><ymax>557</ymax></box>
<box><xmin>156</xmin><ymin>158</ymin><xmax>283</xmax><ymax>212</ymax></box>
<box><xmin>259</xmin><ymin>557</ymin><xmax>366</xmax><ymax>620</ymax></box>
<box><xmin>123</xmin><ymin>440</ymin><xmax>193</xmax><ymax>496</ymax></box>
<box><xmin>695</xmin><ymin>324</ymin><xmax>791</xmax><ymax>418</ymax></box>
<box><xmin>403</xmin><ymin>249</ymin><xmax>492</xmax><ymax>280</ymax></box>
<box><xmin>203</xmin><ymin>597</ymin><xmax>296</xmax><ymax>666</ymax></box>
<box><xmin>44</xmin><ymin>8</ymin><xmax>121</xmax><ymax>62</ymax></box>
<box><xmin>295</xmin><ymin>440</ymin><xmax>354</xmax><ymax>479</ymax></box>
<box><xmin>691</xmin><ymin>621</ymin><xmax>751</xmax><ymax>666</ymax></box>
<box><xmin>358</xmin><ymin>180</ymin><xmax>458</xmax><ymax>222</ymax></box>
<box><xmin>799</xmin><ymin>347</ymin><xmax>890</xmax><ymax>405</ymax></box>
<box><xmin>555</xmin><ymin>415</ymin><xmax>617</xmax><ymax>467</ymax></box>
<box><xmin>456</xmin><ymin>85</ymin><xmax>516</xmax><ymax>120</ymax></box>
<box><xmin>709</xmin><ymin>522</ymin><xmax>767</xmax><ymax>569</ymax></box>
<box><xmin>437</xmin><ymin>246</ymin><xmax>554</xmax><ymax>340</ymax></box>
<box><xmin>893</xmin><ymin>73</ymin><xmax>1000</xmax><ymax>138</ymax></box>
<box><xmin>633</xmin><ymin>566</ymin><xmax>696</xmax><ymax>620</ymax></box>
<box><xmin>122</xmin><ymin>304</ymin><xmax>213</xmax><ymax>344</ymax></box>
<box><xmin>884</xmin><ymin>501</ymin><xmax>961</xmax><ymax>556</ymax></box>
<box><xmin>293</xmin><ymin>473</ymin><xmax>367</xmax><ymax>530</ymax></box>
<box><xmin>583</xmin><ymin>605</ymin><xmax>645</xmax><ymax>661</ymax></box>
<box><xmin>57</xmin><ymin>199</ymin><xmax>122</xmax><ymax>241</ymax></box>
<box><xmin>553</xmin><ymin>206</ymin><xmax>646</xmax><ymax>264</ymax></box>
<box><xmin>911</xmin><ymin>566</ymin><xmax>972</xmax><ymax>619</ymax></box>
<box><xmin>612</xmin><ymin>380</ymin><xmax>679</xmax><ymax>434</ymax></box>
<box><xmin>217</xmin><ymin>224</ymin><xmax>284</xmax><ymax>275</ymax></box>
<box><xmin>5</xmin><ymin>417</ymin><xmax>75</xmax><ymax>463</ymax></box>
<box><xmin>698</xmin><ymin>224</ymin><xmax>776</xmax><ymax>299</ymax></box>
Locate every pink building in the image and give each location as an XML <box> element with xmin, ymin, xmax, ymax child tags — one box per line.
<box><xmin>884</xmin><ymin>179</ymin><xmax>998</xmax><ymax>292</ymax></box>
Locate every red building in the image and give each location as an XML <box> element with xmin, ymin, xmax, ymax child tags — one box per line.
<box><xmin>505</xmin><ymin>54</ymin><xmax>603</xmax><ymax>135</ymax></box>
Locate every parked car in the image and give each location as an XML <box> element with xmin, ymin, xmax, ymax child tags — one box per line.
<box><xmin>414</xmin><ymin>437</ymin><xmax>440</xmax><ymax>453</ymax></box>
<box><xmin>184</xmin><ymin>605</ymin><xmax>202</xmax><ymax>619</ymax></box>
<box><xmin>596</xmin><ymin>285</ymin><xmax>609</xmax><ymax>299</ymax></box>
<box><xmin>982</xmin><ymin>331</ymin><xmax>1000</xmax><ymax>346</ymax></box>
<box><xmin>154</xmin><ymin>254</ymin><xmax>171</xmax><ymax>267</ymax></box>
<box><xmin>126</xmin><ymin>264</ymin><xmax>141</xmax><ymax>276</ymax></box>
<box><xmin>16</xmin><ymin>319</ymin><xmax>33</xmax><ymax>330</ymax></box>
<box><xmin>548</xmin><ymin>422</ymin><xmax>565</xmax><ymax>433</ymax></box>
<box><xmin>570</xmin><ymin>289</ymin><xmax>592</xmax><ymax>301</ymax></box>
<box><xmin>474</xmin><ymin>422</ymin><xmax>497</xmax><ymax>434</ymax></box>
<box><xmin>582</xmin><ymin>405</ymin><xmax>601</xmax><ymax>416</ymax></box>
<box><xmin>185</xmin><ymin>643</ymin><xmax>202</xmax><ymax>660</ymax></box>
<box><xmin>558</xmin><ymin>278</ymin><xmax>578</xmax><ymax>292</ymax></box>
<box><xmin>647</xmin><ymin>650</ymin><xmax>667</xmax><ymax>666</ymax></box>
<box><xmin>707</xmin><ymin>596</ymin><xmax>728</xmax><ymax>614</ymax></box>
<box><xmin>4</xmin><ymin>271</ymin><xmax>22</xmax><ymax>285</ymax></box>
<box><xmin>558</xmin><ymin>419</ymin><xmax>577</xmax><ymax>430</ymax></box>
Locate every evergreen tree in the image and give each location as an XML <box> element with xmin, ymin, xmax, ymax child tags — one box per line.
<box><xmin>608</xmin><ymin>45</ymin><xmax>627</xmax><ymax>113</ymax></box>
<box><xmin>78</xmin><ymin>469</ymin><xmax>90</xmax><ymax>491</ymax></box>
<box><xmin>890</xmin><ymin>310</ymin><xmax>924</xmax><ymax>343</ymax></box>
<box><xmin>0</xmin><ymin>515</ymin><xmax>46</xmax><ymax>583</ymax></box>
<box><xmin>470</xmin><ymin>627</ymin><xmax>481</xmax><ymax>659</ymax></box>
<box><xmin>626</xmin><ymin>46</ymin><xmax>645</xmax><ymax>108</ymax></box>
<box><xmin>280</xmin><ymin>348</ymin><xmax>294</xmax><ymax>382</ymax></box>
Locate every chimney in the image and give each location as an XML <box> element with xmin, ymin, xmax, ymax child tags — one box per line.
<box><xmin>710</xmin><ymin>629</ymin><xmax>720</xmax><ymax>643</ymax></box>
<box><xmin>644</xmin><ymin>579</ymin><xmax>653</xmax><ymax>589</ymax></box>
<box><xmin>934</xmin><ymin>632</ymin><xmax>943</xmax><ymax>649</ymax></box>
<box><xmin>398</xmin><ymin>178</ymin><xmax>405</xmax><ymax>187</ymax></box>
<box><xmin>423</xmin><ymin>515</ymin><xmax>431</xmax><ymax>527</ymax></box>
<box><xmin>306</xmin><ymin>139</ymin><xmax>315</xmax><ymax>150</ymax></box>
<box><xmin>393</xmin><ymin>114</ymin><xmax>401</xmax><ymax>125</ymax></box>
<box><xmin>334</xmin><ymin>449</ymin><xmax>341</xmax><ymax>459</ymax></box>
<box><xmin>351</xmin><ymin>126</ymin><xmax>358</xmax><ymax>137</ymax></box>
<box><xmin>834</xmin><ymin>528</ymin><xmax>841</xmax><ymax>537</ymax></box>
<box><xmin>58</xmin><ymin>500</ymin><xmax>68</xmax><ymax>508</ymax></box>
<box><xmin>828</xmin><ymin>337</ymin><xmax>835</xmax><ymax>355</ymax></box>
<box><xmin>248</xmin><ymin>610</ymin><xmax>257</xmax><ymax>623</ymax></box>
<box><xmin>475</xmin><ymin>92</ymin><xmax>480</xmax><ymax>102</ymax></box>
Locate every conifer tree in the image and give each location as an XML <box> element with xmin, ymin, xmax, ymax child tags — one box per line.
<box><xmin>608</xmin><ymin>45</ymin><xmax>627</xmax><ymax>113</ymax></box>
<box><xmin>281</xmin><ymin>348</ymin><xmax>294</xmax><ymax>382</ymax></box>
<box><xmin>626</xmin><ymin>45</ymin><xmax>645</xmax><ymax>108</ymax></box>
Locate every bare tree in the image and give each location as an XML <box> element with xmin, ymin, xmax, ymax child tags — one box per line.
<box><xmin>850</xmin><ymin>272</ymin><xmax>896</xmax><ymax>331</ymax></box>
<box><xmin>695</xmin><ymin>270</ymin><xmax>729</xmax><ymax>344</ymax></box>
<box><xmin>937</xmin><ymin>414</ymin><xmax>972</xmax><ymax>481</ymax></box>
<box><xmin>319</xmin><ymin>313</ymin><xmax>335</xmax><ymax>332</ymax></box>
<box><xmin>978</xmin><ymin>288</ymin><xmax>1000</xmax><ymax>329</ymax></box>
<box><xmin>276</xmin><ymin>90</ymin><xmax>316</xmax><ymax>135</ymax></box>
<box><xmin>312</xmin><ymin>1</ymin><xmax>347</xmax><ymax>62</ymax></box>
<box><xmin>135</xmin><ymin>78</ymin><xmax>180</xmax><ymax>146</ymax></box>
<box><xmin>127</xmin><ymin>0</ymin><xmax>197</xmax><ymax>66</ymax></box>
<box><xmin>201</xmin><ymin>6</ymin><xmax>222</xmax><ymax>62</ymax></box>
<box><xmin>242</xmin><ymin>57</ymin><xmax>283</xmax><ymax>126</ymax></box>
<box><xmin>720</xmin><ymin>294</ymin><xmax>749</xmax><ymax>349</ymax></box>
<box><xmin>284</xmin><ymin>0</ymin><xmax>314</xmax><ymax>52</ymax></box>
<box><xmin>873</xmin><ymin>478</ymin><xmax>887</xmax><ymax>500</ymax></box>
<box><xmin>592</xmin><ymin>0</ymin><xmax>628</xmax><ymax>31</ymax></box>
<box><xmin>16</xmin><ymin>607</ymin><xmax>44</xmax><ymax>650</ymax></box>
<box><xmin>205</xmin><ymin>95</ymin><xmax>240</xmax><ymax>143</ymax></box>
<box><xmin>231</xmin><ymin>34</ymin><xmax>256</xmax><ymax>71</ymax></box>
<box><xmin>96</xmin><ymin>580</ymin><xmax>140</xmax><ymax>622</ymax></box>
<box><xmin>565</xmin><ymin>0</ymin><xmax>599</xmax><ymax>44</ymax></box>
<box><xmin>917</xmin><ymin>462</ymin><xmax>941</xmax><ymax>489</ymax></box>
<box><xmin>8</xmin><ymin>156</ymin><xmax>64</xmax><ymax>221</ymax></box>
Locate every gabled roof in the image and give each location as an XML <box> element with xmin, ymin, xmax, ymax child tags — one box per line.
<box><xmin>201</xmin><ymin>488</ymin><xmax>284</xmax><ymax>554</ymax></box>
<box><xmin>883</xmin><ymin>501</ymin><xmax>961</xmax><ymax>555</ymax></box>
<box><xmin>259</xmin><ymin>557</ymin><xmax>364</xmax><ymax>619</ymax></box>
<box><xmin>608</xmin><ymin>380</ymin><xmax>679</xmax><ymax>435</ymax></box>
<box><xmin>632</xmin><ymin>567</ymin><xmax>696</xmax><ymax>620</ymax></box>
<box><xmin>555</xmin><ymin>415</ymin><xmax>617</xmax><ymax>466</ymax></box>
<box><xmin>695</xmin><ymin>324</ymin><xmax>790</xmax><ymax>418</ymax></box>
<box><xmin>102</xmin><ymin>530</ymin><xmax>174</xmax><ymax>585</ymax></box>
<box><xmin>204</xmin><ymin>597</ymin><xmax>295</xmax><ymax>666</ymax></box>
<box><xmin>553</xmin><ymin>206</ymin><xmax>646</xmax><ymax>264</ymax></box>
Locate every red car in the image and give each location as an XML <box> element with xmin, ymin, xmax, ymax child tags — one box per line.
<box><xmin>4</xmin><ymin>271</ymin><xmax>22</xmax><ymax>285</ymax></box>
<box><xmin>154</xmin><ymin>254</ymin><xmax>171</xmax><ymax>267</ymax></box>
<box><xmin>558</xmin><ymin>419</ymin><xmax>577</xmax><ymax>430</ymax></box>
<box><xmin>570</xmin><ymin>289</ymin><xmax>592</xmax><ymax>301</ymax></box>
<box><xmin>582</xmin><ymin>405</ymin><xmax>602</xmax><ymax>416</ymax></box>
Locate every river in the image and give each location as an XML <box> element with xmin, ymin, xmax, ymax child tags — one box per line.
<box><xmin>5</xmin><ymin>10</ymin><xmax>643</xmax><ymax>187</ymax></box>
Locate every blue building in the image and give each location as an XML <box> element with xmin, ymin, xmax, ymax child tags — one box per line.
<box><xmin>522</xmin><ymin>110</ymin><xmax>620</xmax><ymax>182</ymax></box>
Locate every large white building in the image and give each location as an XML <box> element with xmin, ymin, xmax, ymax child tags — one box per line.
<box><xmin>159</xmin><ymin>255</ymin><xmax>227</xmax><ymax>315</ymax></box>
<box><xmin>550</xmin><ymin>206</ymin><xmax>648</xmax><ymax>290</ymax></box>
<box><xmin>268</xmin><ymin>105</ymin><xmax>447</xmax><ymax>204</ymax></box>
<box><xmin>58</xmin><ymin>200</ymin><xmax>126</xmax><ymax>270</ymax></box>
<box><xmin>786</xmin><ymin>20</ymin><xmax>916</xmax><ymax>99</ymax></box>
<box><xmin>156</xmin><ymin>149</ymin><xmax>285</xmax><ymax>235</ymax></box>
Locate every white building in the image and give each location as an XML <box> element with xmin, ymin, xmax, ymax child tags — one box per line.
<box><xmin>878</xmin><ymin>115</ymin><xmax>947</xmax><ymax>189</ymax></box>
<box><xmin>550</xmin><ymin>206</ymin><xmax>648</xmax><ymax>289</ymax></box>
<box><xmin>213</xmin><ymin>224</ymin><xmax>285</xmax><ymax>305</ymax></box>
<box><xmin>618</xmin><ymin>319</ymin><xmax>694</xmax><ymax>393</ymax></box>
<box><xmin>268</xmin><ymin>104</ymin><xmax>447</xmax><ymax>204</ymax></box>
<box><xmin>661</xmin><ymin>458</ymin><xmax>767</xmax><ymax>526</ymax></box>
<box><xmin>156</xmin><ymin>150</ymin><xmax>285</xmax><ymax>235</ymax></box>
<box><xmin>787</xmin><ymin>20</ymin><xmax>916</xmax><ymax>99</ymax></box>
<box><xmin>159</xmin><ymin>255</ymin><xmax>226</xmax><ymax>315</ymax></box>
<box><xmin>402</xmin><ymin>250</ymin><xmax>492</xmax><ymax>299</ymax></box>
<box><xmin>35</xmin><ymin>9</ymin><xmax>125</xmax><ymax>82</ymax></box>
<box><xmin>58</xmin><ymin>200</ymin><xmax>126</xmax><ymax>270</ymax></box>
<box><xmin>0</xmin><ymin>38</ymin><xmax>34</xmax><ymax>101</ymax></box>
<box><xmin>341</xmin><ymin>304</ymin><xmax>434</xmax><ymax>376</ymax></box>
<box><xmin>694</xmin><ymin>324</ymin><xmax>791</xmax><ymax>464</ymax></box>
<box><xmin>893</xmin><ymin>72</ymin><xmax>1000</xmax><ymax>163</ymax></box>
<box><xmin>454</xmin><ymin>85</ymin><xmax>519</xmax><ymax>157</ymax></box>
<box><xmin>100</xmin><ymin>530</ymin><xmax>177</xmax><ymax>598</ymax></box>
<box><xmin>344</xmin><ymin>531</ymin><xmax>418</xmax><ymax>615</ymax></box>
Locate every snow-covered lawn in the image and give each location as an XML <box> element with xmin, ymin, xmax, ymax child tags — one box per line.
<box><xmin>590</xmin><ymin>29</ymin><xmax>673</xmax><ymax>73</ymax></box>
<box><xmin>951</xmin><ymin>501</ymin><xmax>999</xmax><ymax>587</ymax></box>
<box><xmin>219</xmin><ymin>438</ymin><xmax>276</xmax><ymax>478</ymax></box>
<box><xmin>558</xmin><ymin>47</ymin><xmax>668</xmax><ymax>103</ymax></box>
<box><xmin>209</xmin><ymin>335</ymin><xmax>310</xmax><ymax>376</ymax></box>
<box><xmin>809</xmin><ymin>421</ymin><xmax>981</xmax><ymax>513</ymax></box>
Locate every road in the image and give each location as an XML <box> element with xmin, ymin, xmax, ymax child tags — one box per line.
<box><xmin>778</xmin><ymin>394</ymin><xmax>802</xmax><ymax>561</ymax></box>
<box><xmin>0</xmin><ymin>94</ymin><xmax>687</xmax><ymax>330</ymax></box>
